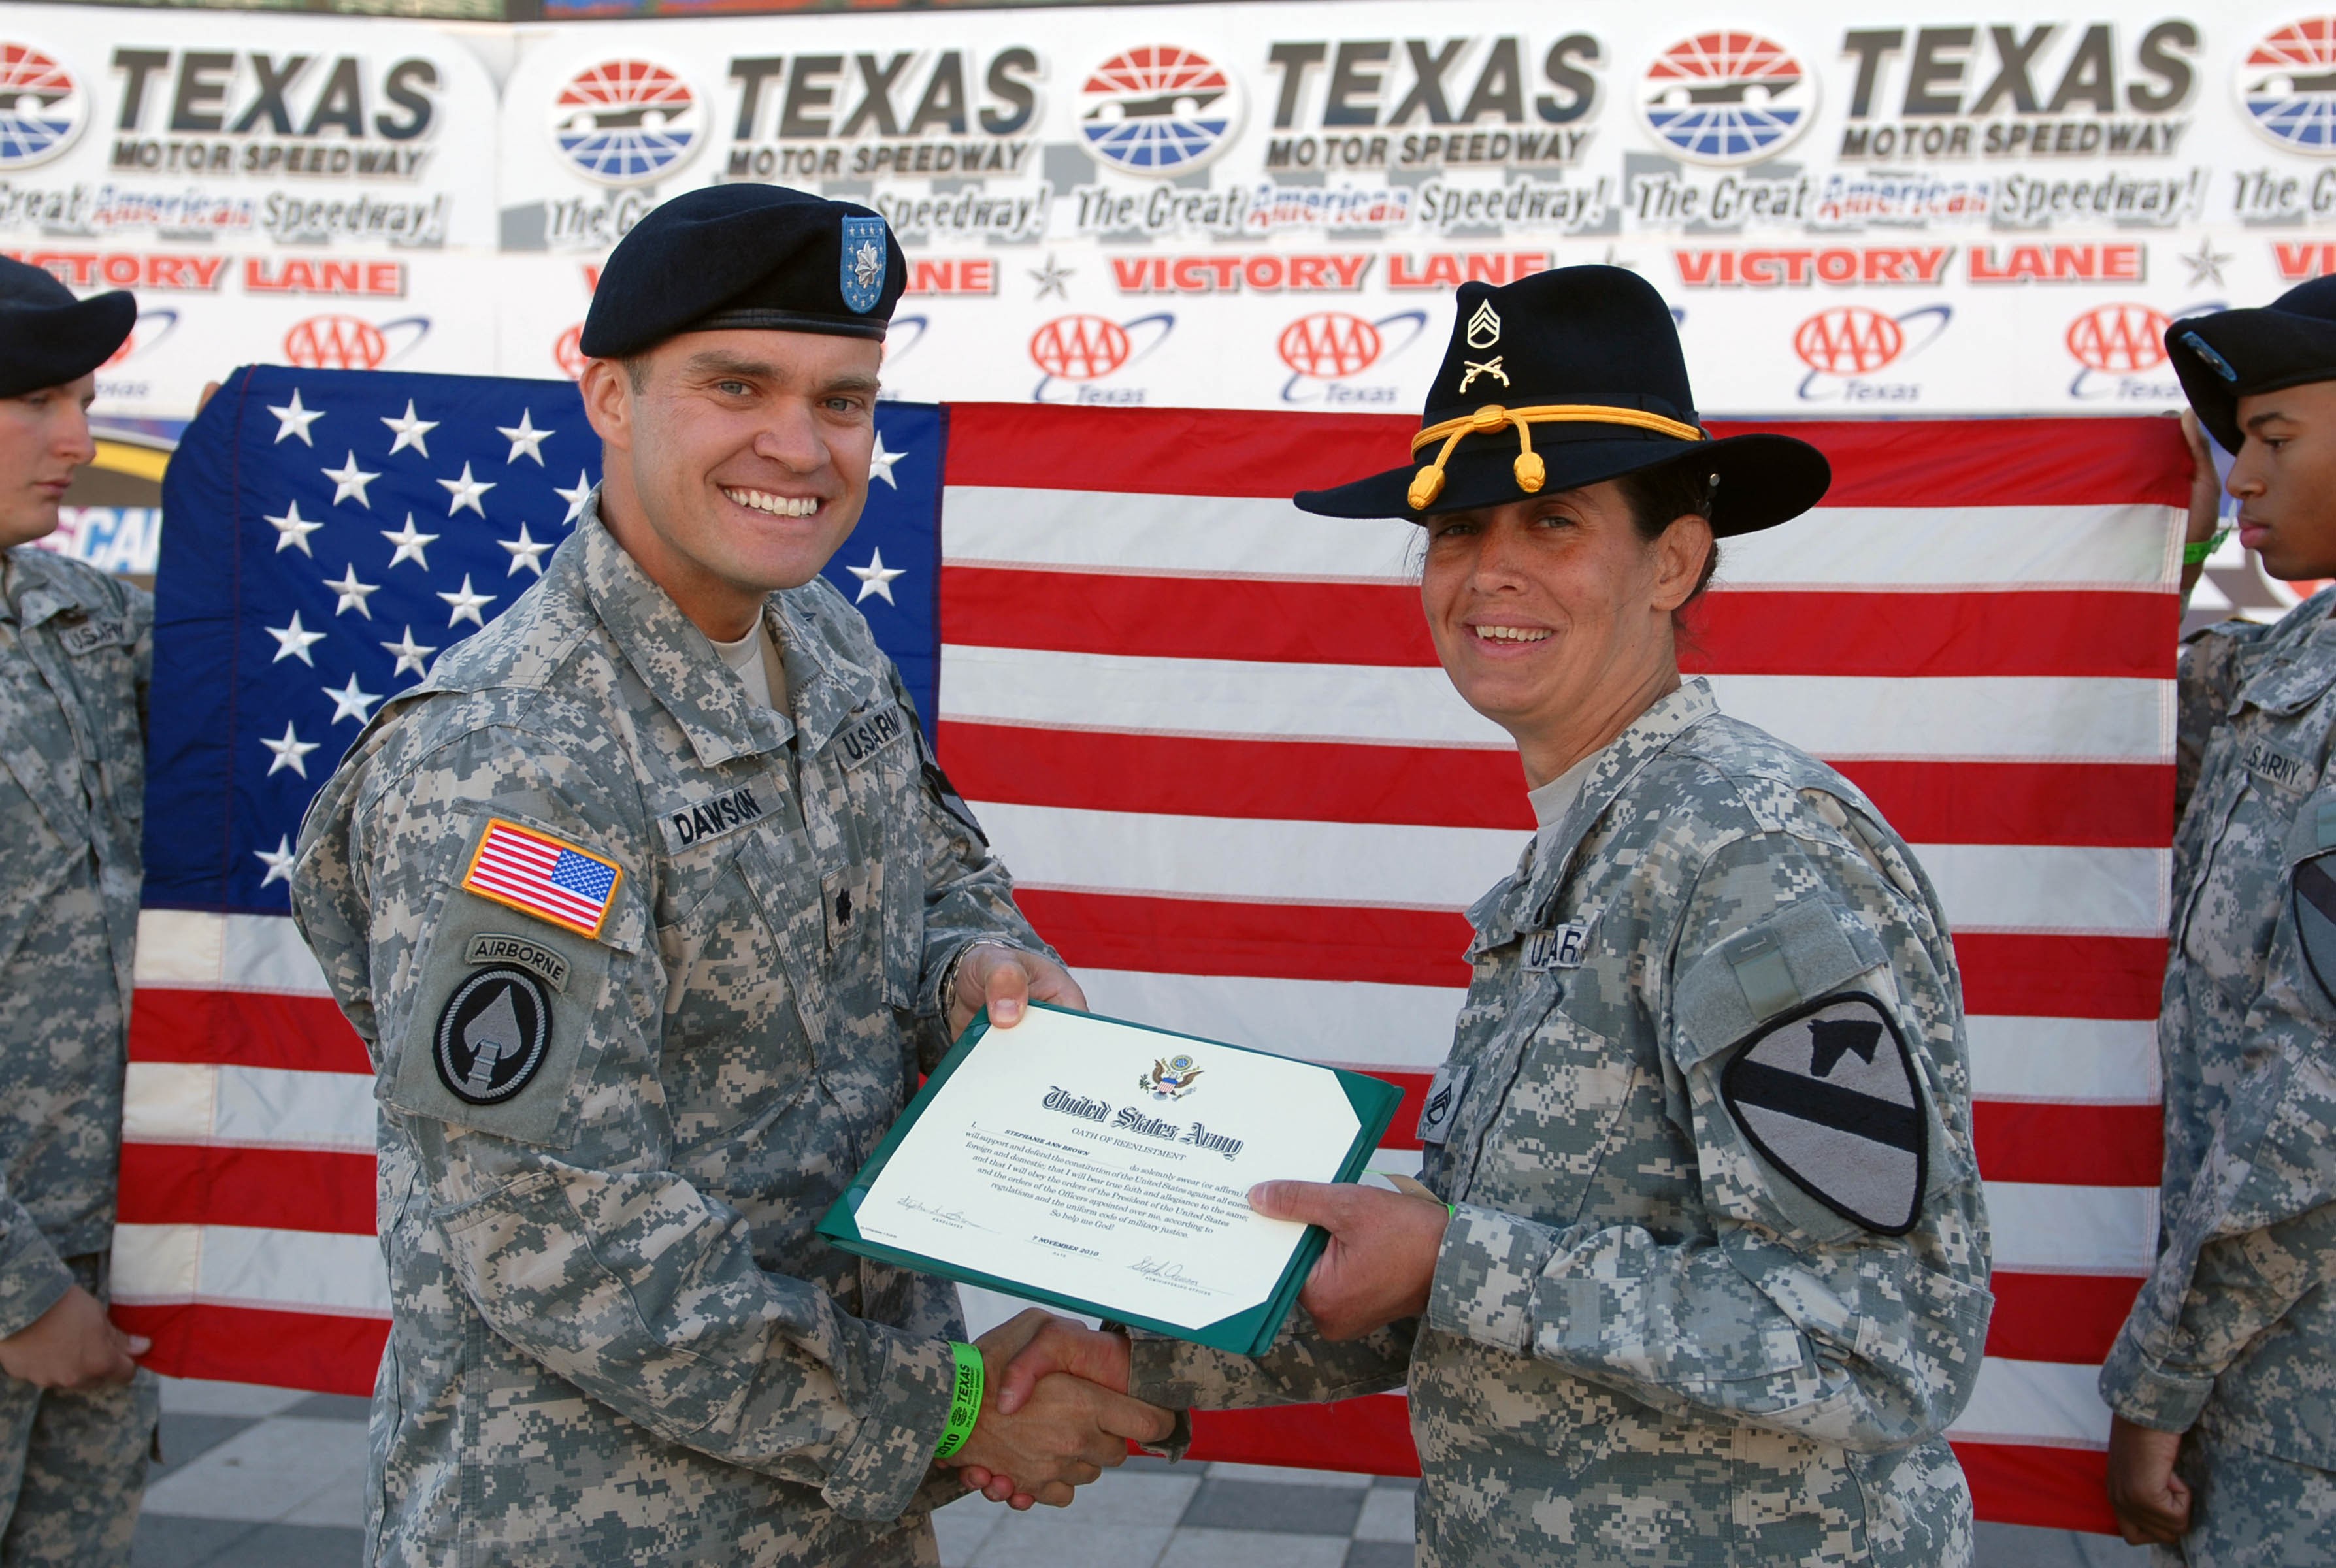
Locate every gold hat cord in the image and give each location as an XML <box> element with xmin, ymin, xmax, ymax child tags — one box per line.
<box><xmin>1406</xmin><ymin>404</ymin><xmax>1706</xmax><ymax>511</ymax></box>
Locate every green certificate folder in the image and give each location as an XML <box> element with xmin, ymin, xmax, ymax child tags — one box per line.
<box><xmin>817</xmin><ymin>1002</ymin><xmax>1403</xmax><ymax>1358</ymax></box>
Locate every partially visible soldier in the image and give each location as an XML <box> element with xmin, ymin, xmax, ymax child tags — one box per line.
<box><xmin>0</xmin><ymin>255</ymin><xmax>159</xmax><ymax>1563</ymax></box>
<box><xmin>2102</xmin><ymin>278</ymin><xmax>2336</xmax><ymax>1563</ymax></box>
<box><xmin>289</xmin><ymin>186</ymin><xmax>1170</xmax><ymax>1567</ymax></box>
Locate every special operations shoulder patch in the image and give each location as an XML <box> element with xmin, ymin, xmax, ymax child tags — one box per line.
<box><xmin>1720</xmin><ymin>994</ymin><xmax>1926</xmax><ymax>1235</ymax></box>
<box><xmin>433</xmin><ymin>966</ymin><xmax>552</xmax><ymax>1105</ymax></box>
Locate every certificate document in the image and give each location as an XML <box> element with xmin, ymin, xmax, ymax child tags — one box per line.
<box><xmin>818</xmin><ymin>1004</ymin><xmax>1401</xmax><ymax>1354</ymax></box>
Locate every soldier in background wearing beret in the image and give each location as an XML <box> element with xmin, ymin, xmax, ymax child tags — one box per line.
<box><xmin>289</xmin><ymin>186</ymin><xmax>1171</xmax><ymax>1567</ymax></box>
<box><xmin>2102</xmin><ymin>279</ymin><xmax>2336</xmax><ymax>1563</ymax></box>
<box><xmin>0</xmin><ymin>256</ymin><xmax>159</xmax><ymax>1562</ymax></box>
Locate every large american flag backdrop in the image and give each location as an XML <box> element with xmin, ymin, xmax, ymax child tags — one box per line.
<box><xmin>120</xmin><ymin>364</ymin><xmax>2188</xmax><ymax>1535</ymax></box>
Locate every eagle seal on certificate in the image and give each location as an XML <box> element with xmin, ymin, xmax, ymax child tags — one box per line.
<box><xmin>1139</xmin><ymin>1054</ymin><xmax>1203</xmax><ymax>1100</ymax></box>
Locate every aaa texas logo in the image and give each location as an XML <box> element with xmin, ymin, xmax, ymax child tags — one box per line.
<box><xmin>0</xmin><ymin>43</ymin><xmax>86</xmax><ymax>170</ymax></box>
<box><xmin>550</xmin><ymin>59</ymin><xmax>702</xmax><ymax>186</ymax></box>
<box><xmin>1639</xmin><ymin>31</ymin><xmax>1814</xmax><ymax>165</ymax></box>
<box><xmin>2240</xmin><ymin>17</ymin><xmax>2336</xmax><ymax>153</ymax></box>
<box><xmin>1079</xmin><ymin>46</ymin><xmax>1243</xmax><ymax>176</ymax></box>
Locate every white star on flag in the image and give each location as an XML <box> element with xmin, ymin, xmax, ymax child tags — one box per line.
<box><xmin>868</xmin><ymin>431</ymin><xmax>904</xmax><ymax>490</ymax></box>
<box><xmin>555</xmin><ymin>470</ymin><xmax>593</xmax><ymax>525</ymax></box>
<box><xmin>254</xmin><ymin>834</ymin><xmax>297</xmax><ymax>887</ymax></box>
<box><xmin>498</xmin><ymin>523</ymin><xmax>553</xmax><ymax>577</ymax></box>
<box><xmin>439</xmin><ymin>462</ymin><xmax>496</xmax><ymax>519</ymax></box>
<box><xmin>267</xmin><ymin>389</ymin><xmax>323</xmax><ymax>446</ymax></box>
<box><xmin>380</xmin><ymin>514</ymin><xmax>440</xmax><ymax>571</ymax></box>
<box><xmin>323</xmin><ymin>451</ymin><xmax>379</xmax><ymax>508</ymax></box>
<box><xmin>261</xmin><ymin>721</ymin><xmax>320</xmax><ymax>778</ymax></box>
<box><xmin>322</xmin><ymin>672</ymin><xmax>382</xmax><ymax>726</ymax></box>
<box><xmin>848</xmin><ymin>546</ymin><xmax>906</xmax><ymax>605</ymax></box>
<box><xmin>498</xmin><ymin>410</ymin><xmax>553</xmax><ymax>466</ymax></box>
<box><xmin>438</xmin><ymin>574</ymin><xmax>495</xmax><ymax>628</ymax></box>
<box><xmin>380</xmin><ymin>625</ymin><xmax>437</xmax><ymax>679</ymax></box>
<box><xmin>324</xmin><ymin>564</ymin><xmax>380</xmax><ymax>619</ymax></box>
<box><xmin>265</xmin><ymin>612</ymin><xmax>327</xmax><ymax>666</ymax></box>
<box><xmin>381</xmin><ymin>400</ymin><xmax>439</xmax><ymax>459</ymax></box>
<box><xmin>267</xmin><ymin>500</ymin><xmax>321</xmax><ymax>557</ymax></box>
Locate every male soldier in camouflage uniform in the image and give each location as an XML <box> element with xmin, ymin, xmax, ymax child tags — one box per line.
<box><xmin>289</xmin><ymin>186</ymin><xmax>1170</xmax><ymax>1567</ymax></box>
<box><xmin>2101</xmin><ymin>278</ymin><xmax>2336</xmax><ymax>1562</ymax></box>
<box><xmin>979</xmin><ymin>269</ymin><xmax>1992</xmax><ymax>1567</ymax></box>
<box><xmin>0</xmin><ymin>256</ymin><xmax>159</xmax><ymax>1561</ymax></box>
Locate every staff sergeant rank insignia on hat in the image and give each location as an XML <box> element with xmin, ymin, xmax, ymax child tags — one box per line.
<box><xmin>840</xmin><ymin>215</ymin><xmax>889</xmax><ymax>314</ymax></box>
<box><xmin>1720</xmin><ymin>994</ymin><xmax>1927</xmax><ymax>1235</ymax></box>
<box><xmin>434</xmin><ymin>966</ymin><xmax>553</xmax><ymax>1105</ymax></box>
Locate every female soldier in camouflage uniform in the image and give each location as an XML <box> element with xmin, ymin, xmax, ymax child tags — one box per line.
<box><xmin>975</xmin><ymin>266</ymin><xmax>1994</xmax><ymax>1568</ymax></box>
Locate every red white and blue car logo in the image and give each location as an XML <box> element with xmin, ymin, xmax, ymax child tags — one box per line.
<box><xmin>1639</xmin><ymin>31</ymin><xmax>1813</xmax><ymax>165</ymax></box>
<box><xmin>549</xmin><ymin>59</ymin><xmax>701</xmax><ymax>186</ymax></box>
<box><xmin>2241</xmin><ymin>18</ymin><xmax>2336</xmax><ymax>153</ymax></box>
<box><xmin>1079</xmin><ymin>46</ymin><xmax>1242</xmax><ymax>176</ymax></box>
<box><xmin>0</xmin><ymin>42</ymin><xmax>86</xmax><ymax>170</ymax></box>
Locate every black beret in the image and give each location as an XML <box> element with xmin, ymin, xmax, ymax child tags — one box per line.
<box><xmin>2169</xmin><ymin>276</ymin><xmax>2336</xmax><ymax>451</ymax></box>
<box><xmin>580</xmin><ymin>184</ymin><xmax>907</xmax><ymax>359</ymax></box>
<box><xmin>0</xmin><ymin>257</ymin><xmax>135</xmax><ymax>400</ymax></box>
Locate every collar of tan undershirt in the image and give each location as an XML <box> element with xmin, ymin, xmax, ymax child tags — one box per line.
<box><xmin>710</xmin><ymin>617</ymin><xmax>788</xmax><ymax>717</ymax></box>
<box><xmin>1526</xmin><ymin>743</ymin><xmax>1608</xmax><ymax>838</ymax></box>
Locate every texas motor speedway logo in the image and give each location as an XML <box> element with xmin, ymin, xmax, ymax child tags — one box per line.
<box><xmin>1079</xmin><ymin>46</ymin><xmax>1243</xmax><ymax>176</ymax></box>
<box><xmin>1639</xmin><ymin>31</ymin><xmax>1815</xmax><ymax>165</ymax></box>
<box><xmin>2240</xmin><ymin>16</ymin><xmax>2336</xmax><ymax>153</ymax></box>
<box><xmin>550</xmin><ymin>59</ymin><xmax>702</xmax><ymax>186</ymax></box>
<box><xmin>0</xmin><ymin>42</ymin><xmax>86</xmax><ymax>171</ymax></box>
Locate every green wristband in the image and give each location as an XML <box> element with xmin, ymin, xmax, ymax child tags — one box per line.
<box><xmin>934</xmin><ymin>1341</ymin><xmax>984</xmax><ymax>1460</ymax></box>
<box><xmin>2183</xmin><ymin>528</ymin><xmax>2231</xmax><ymax>566</ymax></box>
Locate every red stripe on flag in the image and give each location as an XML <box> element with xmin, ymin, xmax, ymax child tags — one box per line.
<box><xmin>115</xmin><ymin>1302</ymin><xmax>386</xmax><ymax>1398</ymax></box>
<box><xmin>129</xmin><ymin>987</ymin><xmax>371</xmax><ymax>1074</ymax></box>
<box><xmin>1955</xmin><ymin>1442</ymin><xmax>2119</xmax><ymax>1535</ymax></box>
<box><xmin>1973</xmin><ymin>1102</ymin><xmax>2162</xmax><ymax>1188</ymax></box>
<box><xmin>1956</xmin><ymin>933</ymin><xmax>2165</xmax><ymax>1021</ymax></box>
<box><xmin>942</xmin><ymin>407</ymin><xmax>2191</xmax><ymax>508</ymax></box>
<box><xmin>941</xmin><ymin>566</ymin><xmax>2175</xmax><ymax>681</ymax></box>
<box><xmin>940</xmin><ymin>721</ymin><xmax>2170</xmax><ymax>848</ymax></box>
<box><xmin>1986</xmin><ymin>1273</ymin><xmax>2145</xmax><ymax>1365</ymax></box>
<box><xmin>118</xmin><ymin>1143</ymin><xmax>375</xmax><ymax>1235</ymax></box>
<box><xmin>1184</xmin><ymin>1394</ymin><xmax>1419</xmax><ymax>1477</ymax></box>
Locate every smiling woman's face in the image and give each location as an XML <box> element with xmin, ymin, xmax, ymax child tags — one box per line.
<box><xmin>1419</xmin><ymin>478</ymin><xmax>1711</xmax><ymax>777</ymax></box>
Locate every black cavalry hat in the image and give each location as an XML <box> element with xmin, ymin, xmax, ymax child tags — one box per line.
<box><xmin>1296</xmin><ymin>265</ymin><xmax>1830</xmax><ymax>535</ymax></box>
<box><xmin>0</xmin><ymin>256</ymin><xmax>135</xmax><ymax>400</ymax></box>
<box><xmin>580</xmin><ymin>183</ymin><xmax>908</xmax><ymax>359</ymax></box>
<box><xmin>2167</xmin><ymin>276</ymin><xmax>2336</xmax><ymax>453</ymax></box>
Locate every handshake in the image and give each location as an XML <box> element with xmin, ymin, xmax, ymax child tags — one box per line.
<box><xmin>940</xmin><ymin>1309</ymin><xmax>1166</xmax><ymax>1511</ymax></box>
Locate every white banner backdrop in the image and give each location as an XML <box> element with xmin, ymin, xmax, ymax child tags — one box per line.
<box><xmin>11</xmin><ymin>1</ymin><xmax>2336</xmax><ymax>417</ymax></box>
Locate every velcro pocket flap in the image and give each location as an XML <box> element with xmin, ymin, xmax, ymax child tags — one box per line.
<box><xmin>1672</xmin><ymin>899</ymin><xmax>1882</xmax><ymax>1069</ymax></box>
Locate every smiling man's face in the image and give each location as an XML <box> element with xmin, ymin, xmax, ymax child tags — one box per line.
<box><xmin>582</xmin><ymin>328</ymin><xmax>880</xmax><ymax>639</ymax></box>
<box><xmin>0</xmin><ymin>372</ymin><xmax>97</xmax><ymax>551</ymax></box>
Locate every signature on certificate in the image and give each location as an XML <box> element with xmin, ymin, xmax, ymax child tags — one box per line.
<box><xmin>1127</xmin><ymin>1256</ymin><xmax>1220</xmax><ymax>1294</ymax></box>
<box><xmin>895</xmin><ymin>1196</ymin><xmax>995</xmax><ymax>1233</ymax></box>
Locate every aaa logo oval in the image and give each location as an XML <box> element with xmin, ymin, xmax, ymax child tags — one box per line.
<box><xmin>550</xmin><ymin>59</ymin><xmax>702</xmax><ymax>186</ymax></box>
<box><xmin>1639</xmin><ymin>31</ymin><xmax>1815</xmax><ymax>166</ymax></box>
<box><xmin>2239</xmin><ymin>16</ymin><xmax>2336</xmax><ymax>154</ymax></box>
<box><xmin>1793</xmin><ymin>307</ymin><xmax>1905</xmax><ymax>376</ymax></box>
<box><xmin>2065</xmin><ymin>304</ymin><xmax>2171</xmax><ymax>374</ymax></box>
<box><xmin>1030</xmin><ymin>314</ymin><xmax>1132</xmax><ymax>381</ymax></box>
<box><xmin>284</xmin><ymin>315</ymin><xmax>388</xmax><ymax>370</ymax></box>
<box><xmin>1277</xmin><ymin>312</ymin><xmax>1383</xmax><ymax>380</ymax></box>
<box><xmin>0</xmin><ymin>42</ymin><xmax>87</xmax><ymax>170</ymax></box>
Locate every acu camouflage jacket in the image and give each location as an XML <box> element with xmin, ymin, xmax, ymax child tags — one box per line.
<box><xmin>292</xmin><ymin>506</ymin><xmax>1044</xmax><ymax>1567</ymax></box>
<box><xmin>2102</xmin><ymin>590</ymin><xmax>2336</xmax><ymax>1467</ymax></box>
<box><xmin>0</xmin><ymin>547</ymin><xmax>148</xmax><ymax>1334</ymax></box>
<box><xmin>1130</xmin><ymin>681</ymin><xmax>1994</xmax><ymax>1568</ymax></box>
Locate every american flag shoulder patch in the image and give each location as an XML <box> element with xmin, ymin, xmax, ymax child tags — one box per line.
<box><xmin>459</xmin><ymin>818</ymin><xmax>623</xmax><ymax>939</ymax></box>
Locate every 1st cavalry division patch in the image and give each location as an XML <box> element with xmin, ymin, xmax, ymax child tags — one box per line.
<box><xmin>1719</xmin><ymin>994</ymin><xmax>1926</xmax><ymax>1235</ymax></box>
<box><xmin>2295</xmin><ymin>841</ymin><xmax>2336</xmax><ymax>1008</ymax></box>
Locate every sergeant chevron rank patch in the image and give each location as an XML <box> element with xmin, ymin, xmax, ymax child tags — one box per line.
<box><xmin>2293</xmin><ymin>851</ymin><xmax>2336</xmax><ymax>1008</ymax></box>
<box><xmin>434</xmin><ymin>966</ymin><xmax>552</xmax><ymax>1105</ymax></box>
<box><xmin>1720</xmin><ymin>994</ymin><xmax>1925</xmax><ymax>1235</ymax></box>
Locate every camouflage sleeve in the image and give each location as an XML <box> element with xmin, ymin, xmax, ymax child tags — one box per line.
<box><xmin>1425</xmin><ymin>826</ymin><xmax>1992</xmax><ymax>1453</ymax></box>
<box><xmin>125</xmin><ymin>579</ymin><xmax>153</xmax><ymax>740</ymax></box>
<box><xmin>2101</xmin><ymin>789</ymin><xmax>2336</xmax><ymax>1431</ymax></box>
<box><xmin>292</xmin><ymin>720</ymin><xmax>958</xmax><ymax>1522</ymax></box>
<box><xmin>2175</xmin><ymin>621</ymin><xmax>2257</xmax><ymax>821</ymax></box>
<box><xmin>885</xmin><ymin>669</ymin><xmax>1052</xmax><ymax>1071</ymax></box>
<box><xmin>1124</xmin><ymin>1309</ymin><xmax>1413</xmax><ymax>1414</ymax></box>
<box><xmin>0</xmin><ymin>1175</ymin><xmax>74</xmax><ymax>1338</ymax></box>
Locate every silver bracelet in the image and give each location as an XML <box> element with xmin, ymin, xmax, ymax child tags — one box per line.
<box><xmin>939</xmin><ymin>938</ymin><xmax>1020</xmax><ymax>1019</ymax></box>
